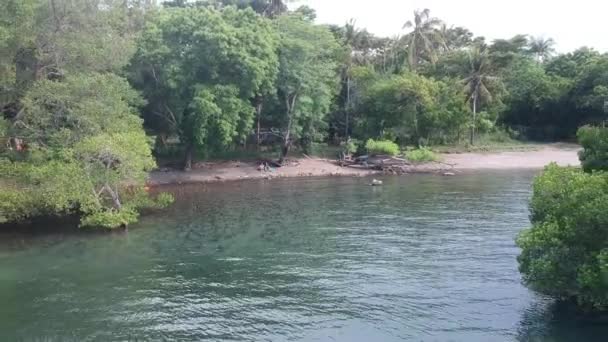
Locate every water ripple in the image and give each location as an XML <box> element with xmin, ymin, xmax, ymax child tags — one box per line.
<box><xmin>2</xmin><ymin>171</ymin><xmax>607</xmax><ymax>341</ymax></box>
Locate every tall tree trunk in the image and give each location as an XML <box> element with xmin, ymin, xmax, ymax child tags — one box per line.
<box><xmin>279</xmin><ymin>117</ymin><xmax>292</xmax><ymax>165</ymax></box>
<box><xmin>255</xmin><ymin>95</ymin><xmax>263</xmax><ymax>149</ymax></box>
<box><xmin>279</xmin><ymin>93</ymin><xmax>298</xmax><ymax>165</ymax></box>
<box><xmin>470</xmin><ymin>92</ymin><xmax>477</xmax><ymax>145</ymax></box>
<box><xmin>345</xmin><ymin>75</ymin><xmax>351</xmax><ymax>138</ymax></box>
<box><xmin>414</xmin><ymin>107</ymin><xmax>420</xmax><ymax>145</ymax></box>
<box><xmin>184</xmin><ymin>142</ymin><xmax>194</xmax><ymax>171</ymax></box>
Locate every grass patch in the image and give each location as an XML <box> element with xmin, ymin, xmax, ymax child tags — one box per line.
<box><xmin>365</xmin><ymin>139</ymin><xmax>399</xmax><ymax>156</ymax></box>
<box><xmin>406</xmin><ymin>148</ymin><xmax>439</xmax><ymax>162</ymax></box>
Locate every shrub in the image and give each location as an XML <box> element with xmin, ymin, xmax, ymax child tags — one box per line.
<box><xmin>342</xmin><ymin>139</ymin><xmax>359</xmax><ymax>155</ymax></box>
<box><xmin>577</xmin><ymin>125</ymin><xmax>608</xmax><ymax>172</ymax></box>
<box><xmin>365</xmin><ymin>139</ymin><xmax>399</xmax><ymax>156</ymax></box>
<box><xmin>516</xmin><ymin>164</ymin><xmax>608</xmax><ymax>310</ymax></box>
<box><xmin>406</xmin><ymin>148</ymin><xmax>439</xmax><ymax>162</ymax></box>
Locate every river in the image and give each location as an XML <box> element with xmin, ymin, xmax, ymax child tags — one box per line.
<box><xmin>0</xmin><ymin>171</ymin><xmax>605</xmax><ymax>341</ymax></box>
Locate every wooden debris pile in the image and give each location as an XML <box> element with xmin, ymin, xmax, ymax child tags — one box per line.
<box><xmin>338</xmin><ymin>154</ymin><xmax>455</xmax><ymax>175</ymax></box>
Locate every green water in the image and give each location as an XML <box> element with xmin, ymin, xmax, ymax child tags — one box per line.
<box><xmin>0</xmin><ymin>172</ymin><xmax>606</xmax><ymax>341</ymax></box>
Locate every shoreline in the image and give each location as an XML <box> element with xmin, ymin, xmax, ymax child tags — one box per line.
<box><xmin>148</xmin><ymin>145</ymin><xmax>581</xmax><ymax>186</ymax></box>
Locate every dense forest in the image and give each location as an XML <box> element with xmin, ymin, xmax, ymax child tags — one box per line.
<box><xmin>1</xmin><ymin>0</ymin><xmax>608</xmax><ymax>228</ymax></box>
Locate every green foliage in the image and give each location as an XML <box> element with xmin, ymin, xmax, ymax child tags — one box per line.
<box><xmin>577</xmin><ymin>126</ymin><xmax>608</xmax><ymax>172</ymax></box>
<box><xmin>272</xmin><ymin>14</ymin><xmax>341</xmax><ymax>159</ymax></box>
<box><xmin>185</xmin><ymin>85</ymin><xmax>255</xmax><ymax>154</ymax></box>
<box><xmin>130</xmin><ymin>6</ymin><xmax>279</xmax><ymax>163</ymax></box>
<box><xmin>0</xmin><ymin>117</ymin><xmax>7</xmax><ymax>137</ymax></box>
<box><xmin>79</xmin><ymin>208</ymin><xmax>139</xmax><ymax>229</ymax></box>
<box><xmin>357</xmin><ymin>73</ymin><xmax>469</xmax><ymax>145</ymax></box>
<box><xmin>342</xmin><ymin>139</ymin><xmax>358</xmax><ymax>155</ymax></box>
<box><xmin>0</xmin><ymin>0</ymin><xmax>141</xmax><ymax>105</ymax></box>
<box><xmin>151</xmin><ymin>192</ymin><xmax>176</xmax><ymax>209</ymax></box>
<box><xmin>572</xmin><ymin>57</ymin><xmax>608</xmax><ymax>113</ymax></box>
<box><xmin>406</xmin><ymin>148</ymin><xmax>439</xmax><ymax>162</ymax></box>
<box><xmin>500</xmin><ymin>50</ymin><xmax>608</xmax><ymax>140</ymax></box>
<box><xmin>517</xmin><ymin>164</ymin><xmax>608</xmax><ymax>310</ymax></box>
<box><xmin>545</xmin><ymin>48</ymin><xmax>600</xmax><ymax>78</ymax></box>
<box><xmin>3</xmin><ymin>1</ymin><xmax>608</xmax><ymax>233</ymax></box>
<box><xmin>19</xmin><ymin>73</ymin><xmax>145</xmax><ymax>147</ymax></box>
<box><xmin>365</xmin><ymin>139</ymin><xmax>399</xmax><ymax>156</ymax></box>
<box><xmin>2</xmin><ymin>73</ymin><xmax>171</xmax><ymax>228</ymax></box>
<box><xmin>402</xmin><ymin>9</ymin><xmax>444</xmax><ymax>70</ymax></box>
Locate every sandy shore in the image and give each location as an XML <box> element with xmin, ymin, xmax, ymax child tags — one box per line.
<box><xmin>442</xmin><ymin>144</ymin><xmax>580</xmax><ymax>169</ymax></box>
<box><xmin>148</xmin><ymin>144</ymin><xmax>581</xmax><ymax>186</ymax></box>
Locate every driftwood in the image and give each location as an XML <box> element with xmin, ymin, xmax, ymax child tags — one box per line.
<box><xmin>259</xmin><ymin>159</ymin><xmax>282</xmax><ymax>168</ymax></box>
<box><xmin>338</xmin><ymin>154</ymin><xmax>456</xmax><ymax>175</ymax></box>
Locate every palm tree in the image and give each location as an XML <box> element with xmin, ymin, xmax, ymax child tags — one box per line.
<box><xmin>402</xmin><ymin>8</ymin><xmax>445</xmax><ymax>71</ymax></box>
<box><xmin>342</xmin><ymin>19</ymin><xmax>359</xmax><ymax>138</ymax></box>
<box><xmin>528</xmin><ymin>36</ymin><xmax>555</xmax><ymax>63</ymax></box>
<box><xmin>463</xmin><ymin>46</ymin><xmax>497</xmax><ymax>144</ymax></box>
<box><xmin>338</xmin><ymin>19</ymin><xmax>374</xmax><ymax>137</ymax></box>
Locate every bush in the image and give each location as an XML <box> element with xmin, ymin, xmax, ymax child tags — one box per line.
<box><xmin>577</xmin><ymin>125</ymin><xmax>608</xmax><ymax>172</ymax></box>
<box><xmin>516</xmin><ymin>164</ymin><xmax>608</xmax><ymax>310</ymax></box>
<box><xmin>406</xmin><ymin>148</ymin><xmax>439</xmax><ymax>162</ymax></box>
<box><xmin>341</xmin><ymin>139</ymin><xmax>359</xmax><ymax>155</ymax></box>
<box><xmin>365</xmin><ymin>139</ymin><xmax>399</xmax><ymax>156</ymax></box>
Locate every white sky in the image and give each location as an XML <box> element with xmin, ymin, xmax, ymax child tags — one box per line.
<box><xmin>292</xmin><ymin>0</ymin><xmax>608</xmax><ymax>53</ymax></box>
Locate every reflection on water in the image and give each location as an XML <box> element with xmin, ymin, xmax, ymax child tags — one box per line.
<box><xmin>0</xmin><ymin>171</ymin><xmax>606</xmax><ymax>341</ymax></box>
<box><xmin>518</xmin><ymin>299</ymin><xmax>608</xmax><ymax>342</ymax></box>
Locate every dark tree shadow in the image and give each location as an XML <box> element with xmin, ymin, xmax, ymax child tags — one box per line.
<box><xmin>517</xmin><ymin>298</ymin><xmax>608</xmax><ymax>342</ymax></box>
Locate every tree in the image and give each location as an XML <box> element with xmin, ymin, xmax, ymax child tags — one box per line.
<box><xmin>518</xmin><ymin>162</ymin><xmax>608</xmax><ymax>310</ymax></box>
<box><xmin>570</xmin><ymin>55</ymin><xmax>608</xmax><ymax>120</ymax></box>
<box><xmin>0</xmin><ymin>0</ymin><xmax>38</xmax><ymax>109</ymax></box>
<box><xmin>528</xmin><ymin>36</ymin><xmax>555</xmax><ymax>63</ymax></box>
<box><xmin>1</xmin><ymin>0</ymin><xmax>146</xmax><ymax>119</ymax></box>
<box><xmin>517</xmin><ymin>127</ymin><xmax>608</xmax><ymax>311</ymax></box>
<box><xmin>489</xmin><ymin>34</ymin><xmax>530</xmax><ymax>70</ymax></box>
<box><xmin>328</xmin><ymin>19</ymin><xmax>377</xmax><ymax>139</ymax></box>
<box><xmin>578</xmin><ymin>126</ymin><xmax>608</xmax><ymax>172</ymax></box>
<box><xmin>1</xmin><ymin>74</ymin><xmax>169</xmax><ymax>228</ymax></box>
<box><xmin>545</xmin><ymin>47</ymin><xmax>600</xmax><ymax>78</ymax></box>
<box><xmin>129</xmin><ymin>6</ymin><xmax>279</xmax><ymax>169</ymax></box>
<box><xmin>201</xmin><ymin>0</ymin><xmax>289</xmax><ymax>17</ymax></box>
<box><xmin>0</xmin><ymin>1</ymin><xmax>169</xmax><ymax>228</ymax></box>
<box><xmin>273</xmin><ymin>14</ymin><xmax>340</xmax><ymax>162</ymax></box>
<box><xmin>463</xmin><ymin>45</ymin><xmax>499</xmax><ymax>144</ymax></box>
<box><xmin>402</xmin><ymin>9</ymin><xmax>445</xmax><ymax>71</ymax></box>
<box><xmin>500</xmin><ymin>59</ymin><xmax>572</xmax><ymax>140</ymax></box>
<box><xmin>440</xmin><ymin>24</ymin><xmax>473</xmax><ymax>51</ymax></box>
<box><xmin>358</xmin><ymin>73</ymin><xmax>468</xmax><ymax>145</ymax></box>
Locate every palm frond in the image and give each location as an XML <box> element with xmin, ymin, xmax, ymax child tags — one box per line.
<box><xmin>421</xmin><ymin>8</ymin><xmax>431</xmax><ymax>19</ymax></box>
<box><xmin>478</xmin><ymin>82</ymin><xmax>493</xmax><ymax>103</ymax></box>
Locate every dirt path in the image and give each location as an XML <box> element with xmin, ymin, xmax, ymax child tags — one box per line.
<box><xmin>148</xmin><ymin>144</ymin><xmax>581</xmax><ymax>186</ymax></box>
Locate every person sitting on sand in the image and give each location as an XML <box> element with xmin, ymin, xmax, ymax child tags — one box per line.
<box><xmin>257</xmin><ymin>162</ymin><xmax>271</xmax><ymax>172</ymax></box>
